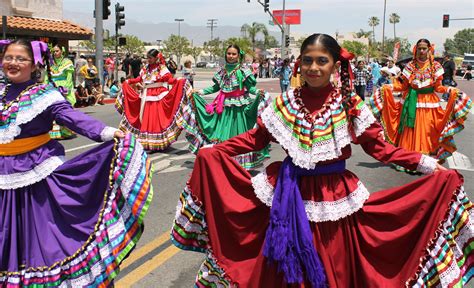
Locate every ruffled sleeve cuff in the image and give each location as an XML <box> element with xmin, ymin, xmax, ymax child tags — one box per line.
<box><xmin>100</xmin><ymin>126</ymin><xmax>118</xmax><ymax>142</ymax></box>
<box><xmin>417</xmin><ymin>155</ymin><xmax>437</xmax><ymax>174</ymax></box>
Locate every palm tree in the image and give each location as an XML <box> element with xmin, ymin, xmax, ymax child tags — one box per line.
<box><xmin>368</xmin><ymin>16</ymin><xmax>380</xmax><ymax>44</ymax></box>
<box><xmin>389</xmin><ymin>13</ymin><xmax>400</xmax><ymax>40</ymax></box>
<box><xmin>241</xmin><ymin>22</ymin><xmax>268</xmax><ymax>51</ymax></box>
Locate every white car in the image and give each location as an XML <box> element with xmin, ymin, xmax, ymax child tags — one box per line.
<box><xmin>206</xmin><ymin>62</ymin><xmax>219</xmax><ymax>68</ymax></box>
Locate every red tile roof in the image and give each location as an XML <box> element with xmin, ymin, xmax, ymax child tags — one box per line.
<box><xmin>0</xmin><ymin>16</ymin><xmax>93</xmax><ymax>39</ymax></box>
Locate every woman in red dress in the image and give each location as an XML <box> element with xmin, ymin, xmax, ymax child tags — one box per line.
<box><xmin>116</xmin><ymin>49</ymin><xmax>191</xmax><ymax>151</ymax></box>
<box><xmin>171</xmin><ymin>34</ymin><xmax>474</xmax><ymax>287</ymax></box>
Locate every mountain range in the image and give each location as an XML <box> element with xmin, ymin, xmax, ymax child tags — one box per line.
<box><xmin>64</xmin><ymin>10</ymin><xmax>280</xmax><ymax>46</ymax></box>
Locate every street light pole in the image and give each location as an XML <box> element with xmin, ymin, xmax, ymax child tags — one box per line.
<box><xmin>382</xmin><ymin>0</ymin><xmax>387</xmax><ymax>54</ymax></box>
<box><xmin>95</xmin><ymin>0</ymin><xmax>104</xmax><ymax>85</ymax></box>
<box><xmin>281</xmin><ymin>0</ymin><xmax>286</xmax><ymax>59</ymax></box>
<box><xmin>174</xmin><ymin>18</ymin><xmax>184</xmax><ymax>68</ymax></box>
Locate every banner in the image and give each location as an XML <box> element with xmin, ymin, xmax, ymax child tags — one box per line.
<box><xmin>393</xmin><ymin>41</ymin><xmax>400</xmax><ymax>62</ymax></box>
<box><xmin>273</xmin><ymin>9</ymin><xmax>301</xmax><ymax>25</ymax></box>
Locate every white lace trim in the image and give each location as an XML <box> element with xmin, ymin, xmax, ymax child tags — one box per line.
<box><xmin>399</xmin><ymin>98</ymin><xmax>441</xmax><ymax>108</ymax></box>
<box><xmin>416</xmin><ymin>155</ymin><xmax>437</xmax><ymax>175</ymax></box>
<box><xmin>352</xmin><ymin>103</ymin><xmax>377</xmax><ymax>137</ymax></box>
<box><xmin>116</xmin><ymin>141</ymin><xmax>145</xmax><ymax>198</ymax></box>
<box><xmin>0</xmin><ymin>156</ymin><xmax>64</xmax><ymax>189</ymax></box>
<box><xmin>251</xmin><ymin>171</ymin><xmax>370</xmax><ymax>222</ymax></box>
<box><xmin>100</xmin><ymin>126</ymin><xmax>117</xmax><ymax>142</ymax></box>
<box><xmin>0</xmin><ymin>89</ymin><xmax>65</xmax><ymax>144</ymax></box>
<box><xmin>410</xmin><ymin>187</ymin><xmax>474</xmax><ymax>287</ymax></box>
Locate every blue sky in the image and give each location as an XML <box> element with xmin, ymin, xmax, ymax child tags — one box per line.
<box><xmin>63</xmin><ymin>0</ymin><xmax>473</xmax><ymax>52</ymax></box>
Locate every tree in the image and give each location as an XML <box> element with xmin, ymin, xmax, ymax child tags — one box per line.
<box><xmin>79</xmin><ymin>40</ymin><xmax>95</xmax><ymax>52</ymax></box>
<box><xmin>263</xmin><ymin>34</ymin><xmax>279</xmax><ymax>49</ymax></box>
<box><xmin>185</xmin><ymin>46</ymin><xmax>203</xmax><ymax>63</ymax></box>
<box><xmin>203</xmin><ymin>38</ymin><xmax>223</xmax><ymax>61</ymax></box>
<box><xmin>389</xmin><ymin>13</ymin><xmax>400</xmax><ymax>39</ymax></box>
<box><xmin>368</xmin><ymin>16</ymin><xmax>380</xmax><ymax>44</ymax></box>
<box><xmin>162</xmin><ymin>35</ymin><xmax>191</xmax><ymax>60</ymax></box>
<box><xmin>119</xmin><ymin>35</ymin><xmax>146</xmax><ymax>55</ymax></box>
<box><xmin>341</xmin><ymin>40</ymin><xmax>368</xmax><ymax>58</ymax></box>
<box><xmin>241</xmin><ymin>22</ymin><xmax>268</xmax><ymax>51</ymax></box>
<box><xmin>444</xmin><ymin>29</ymin><xmax>474</xmax><ymax>55</ymax></box>
<box><xmin>296</xmin><ymin>37</ymin><xmax>306</xmax><ymax>48</ymax></box>
<box><xmin>383</xmin><ymin>37</ymin><xmax>411</xmax><ymax>60</ymax></box>
<box><xmin>222</xmin><ymin>37</ymin><xmax>253</xmax><ymax>58</ymax></box>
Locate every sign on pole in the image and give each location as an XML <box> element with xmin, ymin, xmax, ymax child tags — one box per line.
<box><xmin>273</xmin><ymin>9</ymin><xmax>301</xmax><ymax>25</ymax></box>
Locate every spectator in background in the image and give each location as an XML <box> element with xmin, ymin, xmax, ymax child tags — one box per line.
<box><xmin>105</xmin><ymin>54</ymin><xmax>115</xmax><ymax>85</ymax></box>
<box><xmin>75</xmin><ymin>54</ymin><xmax>87</xmax><ymax>87</ymax></box>
<box><xmin>353</xmin><ymin>60</ymin><xmax>371</xmax><ymax>100</ymax></box>
<box><xmin>129</xmin><ymin>54</ymin><xmax>142</xmax><ymax>78</ymax></box>
<box><xmin>386</xmin><ymin>57</ymin><xmax>401</xmax><ymax>79</ymax></box>
<box><xmin>182</xmin><ymin>60</ymin><xmax>195</xmax><ymax>87</ymax></box>
<box><xmin>80</xmin><ymin>57</ymin><xmax>98</xmax><ymax>94</ymax></box>
<box><xmin>376</xmin><ymin>66</ymin><xmax>392</xmax><ymax>87</ymax></box>
<box><xmin>74</xmin><ymin>84</ymin><xmax>94</xmax><ymax>107</ymax></box>
<box><xmin>273</xmin><ymin>58</ymin><xmax>292</xmax><ymax>93</ymax></box>
<box><xmin>0</xmin><ymin>50</ymin><xmax>6</xmax><ymax>85</ymax></box>
<box><xmin>122</xmin><ymin>53</ymin><xmax>131</xmax><ymax>77</ymax></box>
<box><xmin>109</xmin><ymin>80</ymin><xmax>121</xmax><ymax>98</ymax></box>
<box><xmin>442</xmin><ymin>54</ymin><xmax>457</xmax><ymax>100</ymax></box>
<box><xmin>251</xmin><ymin>58</ymin><xmax>259</xmax><ymax>78</ymax></box>
<box><xmin>91</xmin><ymin>78</ymin><xmax>105</xmax><ymax>105</ymax></box>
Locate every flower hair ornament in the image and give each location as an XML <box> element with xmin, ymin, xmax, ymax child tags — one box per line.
<box><xmin>339</xmin><ymin>47</ymin><xmax>355</xmax><ymax>90</ymax></box>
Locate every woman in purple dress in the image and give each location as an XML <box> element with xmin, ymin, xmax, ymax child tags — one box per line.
<box><xmin>0</xmin><ymin>39</ymin><xmax>154</xmax><ymax>286</ymax></box>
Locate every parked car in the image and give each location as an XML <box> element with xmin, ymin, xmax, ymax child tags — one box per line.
<box><xmin>206</xmin><ymin>62</ymin><xmax>219</xmax><ymax>68</ymax></box>
<box><xmin>196</xmin><ymin>62</ymin><xmax>208</xmax><ymax>68</ymax></box>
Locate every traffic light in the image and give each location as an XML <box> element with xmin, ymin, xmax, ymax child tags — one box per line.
<box><xmin>285</xmin><ymin>35</ymin><xmax>290</xmax><ymax>47</ymax></box>
<box><xmin>102</xmin><ymin>0</ymin><xmax>111</xmax><ymax>19</ymax></box>
<box><xmin>263</xmin><ymin>0</ymin><xmax>269</xmax><ymax>13</ymax></box>
<box><xmin>442</xmin><ymin>14</ymin><xmax>449</xmax><ymax>28</ymax></box>
<box><xmin>115</xmin><ymin>3</ymin><xmax>125</xmax><ymax>30</ymax></box>
<box><xmin>118</xmin><ymin>37</ymin><xmax>127</xmax><ymax>46</ymax></box>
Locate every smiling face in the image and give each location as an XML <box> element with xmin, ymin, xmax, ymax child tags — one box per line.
<box><xmin>2</xmin><ymin>43</ymin><xmax>36</xmax><ymax>84</ymax></box>
<box><xmin>416</xmin><ymin>41</ymin><xmax>430</xmax><ymax>62</ymax></box>
<box><xmin>226</xmin><ymin>47</ymin><xmax>239</xmax><ymax>64</ymax></box>
<box><xmin>300</xmin><ymin>44</ymin><xmax>339</xmax><ymax>90</ymax></box>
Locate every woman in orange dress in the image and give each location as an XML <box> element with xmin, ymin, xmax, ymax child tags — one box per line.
<box><xmin>369</xmin><ymin>39</ymin><xmax>471</xmax><ymax>172</ymax></box>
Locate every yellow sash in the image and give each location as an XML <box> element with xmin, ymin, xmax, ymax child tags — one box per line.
<box><xmin>0</xmin><ymin>133</ymin><xmax>51</xmax><ymax>156</ymax></box>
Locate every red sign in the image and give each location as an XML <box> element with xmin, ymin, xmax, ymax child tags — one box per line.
<box><xmin>393</xmin><ymin>42</ymin><xmax>401</xmax><ymax>62</ymax></box>
<box><xmin>273</xmin><ymin>9</ymin><xmax>301</xmax><ymax>25</ymax></box>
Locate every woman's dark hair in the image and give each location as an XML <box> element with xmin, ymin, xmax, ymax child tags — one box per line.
<box><xmin>414</xmin><ymin>38</ymin><xmax>434</xmax><ymax>80</ymax></box>
<box><xmin>3</xmin><ymin>38</ymin><xmax>55</xmax><ymax>86</ymax></box>
<box><xmin>299</xmin><ymin>33</ymin><xmax>353</xmax><ymax>105</ymax></box>
<box><xmin>416</xmin><ymin>38</ymin><xmax>431</xmax><ymax>47</ymax></box>
<box><xmin>147</xmin><ymin>49</ymin><xmax>159</xmax><ymax>58</ymax></box>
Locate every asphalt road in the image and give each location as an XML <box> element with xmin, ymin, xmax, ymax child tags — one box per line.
<box><xmin>60</xmin><ymin>76</ymin><xmax>474</xmax><ymax>288</ymax></box>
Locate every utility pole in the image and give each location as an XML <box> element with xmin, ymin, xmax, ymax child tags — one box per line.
<box><xmin>95</xmin><ymin>0</ymin><xmax>104</xmax><ymax>85</ymax></box>
<box><xmin>2</xmin><ymin>16</ymin><xmax>7</xmax><ymax>39</ymax></box>
<box><xmin>382</xmin><ymin>0</ymin><xmax>387</xmax><ymax>54</ymax></box>
<box><xmin>281</xmin><ymin>0</ymin><xmax>286</xmax><ymax>59</ymax></box>
<box><xmin>115</xmin><ymin>3</ymin><xmax>125</xmax><ymax>81</ymax></box>
<box><xmin>175</xmin><ymin>18</ymin><xmax>184</xmax><ymax>67</ymax></box>
<box><xmin>207</xmin><ymin>18</ymin><xmax>218</xmax><ymax>61</ymax></box>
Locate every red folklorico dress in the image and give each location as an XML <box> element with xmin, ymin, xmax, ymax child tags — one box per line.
<box><xmin>116</xmin><ymin>58</ymin><xmax>191</xmax><ymax>151</ymax></box>
<box><xmin>171</xmin><ymin>84</ymin><xmax>474</xmax><ymax>287</ymax></box>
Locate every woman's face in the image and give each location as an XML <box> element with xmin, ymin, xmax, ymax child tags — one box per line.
<box><xmin>87</xmin><ymin>58</ymin><xmax>94</xmax><ymax>66</ymax></box>
<box><xmin>147</xmin><ymin>55</ymin><xmax>157</xmax><ymax>65</ymax></box>
<box><xmin>416</xmin><ymin>42</ymin><xmax>429</xmax><ymax>61</ymax></box>
<box><xmin>300</xmin><ymin>44</ymin><xmax>339</xmax><ymax>90</ymax></box>
<box><xmin>2</xmin><ymin>44</ymin><xmax>36</xmax><ymax>84</ymax></box>
<box><xmin>226</xmin><ymin>48</ymin><xmax>239</xmax><ymax>64</ymax></box>
<box><xmin>53</xmin><ymin>46</ymin><xmax>62</xmax><ymax>59</ymax></box>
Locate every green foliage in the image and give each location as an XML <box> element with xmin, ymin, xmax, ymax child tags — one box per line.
<box><xmin>443</xmin><ymin>29</ymin><xmax>474</xmax><ymax>55</ymax></box>
<box><xmin>119</xmin><ymin>35</ymin><xmax>145</xmax><ymax>55</ymax></box>
<box><xmin>203</xmin><ymin>38</ymin><xmax>223</xmax><ymax>61</ymax></box>
<box><xmin>241</xmin><ymin>22</ymin><xmax>268</xmax><ymax>51</ymax></box>
<box><xmin>222</xmin><ymin>37</ymin><xmax>253</xmax><ymax>58</ymax></box>
<box><xmin>368</xmin><ymin>16</ymin><xmax>380</xmax><ymax>42</ymax></box>
<box><xmin>389</xmin><ymin>13</ymin><xmax>401</xmax><ymax>39</ymax></box>
<box><xmin>185</xmin><ymin>46</ymin><xmax>203</xmax><ymax>63</ymax></box>
<box><xmin>341</xmin><ymin>40</ymin><xmax>368</xmax><ymax>58</ymax></box>
<box><xmin>79</xmin><ymin>40</ymin><xmax>95</xmax><ymax>52</ymax></box>
<box><xmin>383</xmin><ymin>37</ymin><xmax>411</xmax><ymax>59</ymax></box>
<box><xmin>162</xmin><ymin>35</ymin><xmax>191</xmax><ymax>59</ymax></box>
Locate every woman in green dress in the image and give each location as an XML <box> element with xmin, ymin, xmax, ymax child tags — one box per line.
<box><xmin>48</xmin><ymin>44</ymin><xmax>76</xmax><ymax>139</ymax></box>
<box><xmin>183</xmin><ymin>44</ymin><xmax>270</xmax><ymax>169</ymax></box>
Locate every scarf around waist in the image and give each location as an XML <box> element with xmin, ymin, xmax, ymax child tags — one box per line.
<box><xmin>398</xmin><ymin>86</ymin><xmax>435</xmax><ymax>134</ymax></box>
<box><xmin>0</xmin><ymin>133</ymin><xmax>51</xmax><ymax>156</ymax></box>
<box><xmin>264</xmin><ymin>157</ymin><xmax>345</xmax><ymax>286</ymax></box>
<box><xmin>205</xmin><ymin>89</ymin><xmax>246</xmax><ymax>115</ymax></box>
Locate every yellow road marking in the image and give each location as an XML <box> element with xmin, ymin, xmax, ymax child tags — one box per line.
<box><xmin>120</xmin><ymin>231</ymin><xmax>170</xmax><ymax>269</ymax></box>
<box><xmin>116</xmin><ymin>245</ymin><xmax>180</xmax><ymax>287</ymax></box>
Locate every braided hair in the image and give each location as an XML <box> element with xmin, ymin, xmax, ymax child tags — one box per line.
<box><xmin>299</xmin><ymin>34</ymin><xmax>355</xmax><ymax>114</ymax></box>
